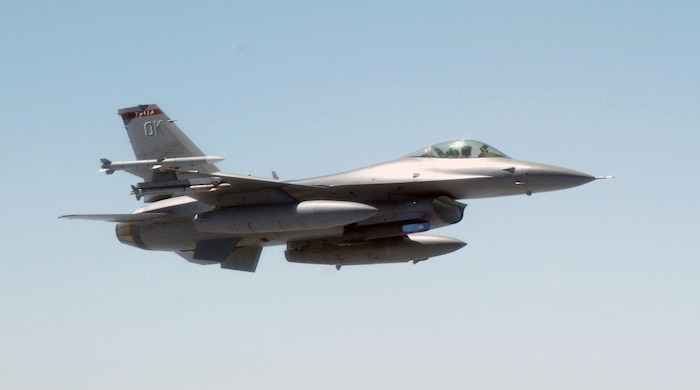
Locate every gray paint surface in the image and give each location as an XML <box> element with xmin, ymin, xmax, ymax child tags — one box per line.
<box><xmin>62</xmin><ymin>104</ymin><xmax>601</xmax><ymax>272</ymax></box>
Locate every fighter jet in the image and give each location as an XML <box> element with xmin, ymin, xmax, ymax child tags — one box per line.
<box><xmin>61</xmin><ymin>104</ymin><xmax>605</xmax><ymax>272</ymax></box>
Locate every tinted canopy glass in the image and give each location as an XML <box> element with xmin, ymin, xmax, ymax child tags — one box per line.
<box><xmin>406</xmin><ymin>140</ymin><xmax>509</xmax><ymax>159</ymax></box>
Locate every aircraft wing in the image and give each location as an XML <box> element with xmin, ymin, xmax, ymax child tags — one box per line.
<box><xmin>130</xmin><ymin>170</ymin><xmax>330</xmax><ymax>206</ymax></box>
<box><xmin>59</xmin><ymin>213</ymin><xmax>172</xmax><ymax>222</ymax></box>
<box><xmin>208</xmin><ymin>171</ymin><xmax>328</xmax><ymax>192</ymax></box>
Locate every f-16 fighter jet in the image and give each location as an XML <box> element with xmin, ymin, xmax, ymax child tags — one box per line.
<box><xmin>62</xmin><ymin>104</ymin><xmax>606</xmax><ymax>272</ymax></box>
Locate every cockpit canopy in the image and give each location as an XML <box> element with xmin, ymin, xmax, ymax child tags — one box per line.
<box><xmin>406</xmin><ymin>140</ymin><xmax>509</xmax><ymax>159</ymax></box>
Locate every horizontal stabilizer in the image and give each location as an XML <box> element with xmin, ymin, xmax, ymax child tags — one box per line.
<box><xmin>59</xmin><ymin>213</ymin><xmax>171</xmax><ymax>222</ymax></box>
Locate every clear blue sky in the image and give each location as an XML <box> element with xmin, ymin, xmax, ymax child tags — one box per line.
<box><xmin>2</xmin><ymin>1</ymin><xmax>699</xmax><ymax>389</ymax></box>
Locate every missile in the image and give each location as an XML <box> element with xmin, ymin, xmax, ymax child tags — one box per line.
<box><xmin>129</xmin><ymin>177</ymin><xmax>230</xmax><ymax>199</ymax></box>
<box><xmin>99</xmin><ymin>156</ymin><xmax>224</xmax><ymax>174</ymax></box>
<box><xmin>285</xmin><ymin>234</ymin><xmax>467</xmax><ymax>265</ymax></box>
<box><xmin>193</xmin><ymin>200</ymin><xmax>378</xmax><ymax>234</ymax></box>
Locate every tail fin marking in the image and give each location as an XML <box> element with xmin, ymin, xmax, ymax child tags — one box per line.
<box><xmin>117</xmin><ymin>104</ymin><xmax>218</xmax><ymax>175</ymax></box>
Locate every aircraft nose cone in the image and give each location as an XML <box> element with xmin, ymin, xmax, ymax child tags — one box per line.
<box><xmin>522</xmin><ymin>163</ymin><xmax>595</xmax><ymax>193</ymax></box>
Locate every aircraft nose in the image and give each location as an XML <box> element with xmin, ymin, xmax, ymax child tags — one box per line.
<box><xmin>521</xmin><ymin>163</ymin><xmax>595</xmax><ymax>194</ymax></box>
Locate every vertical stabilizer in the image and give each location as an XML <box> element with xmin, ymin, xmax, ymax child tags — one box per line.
<box><xmin>118</xmin><ymin>104</ymin><xmax>218</xmax><ymax>175</ymax></box>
